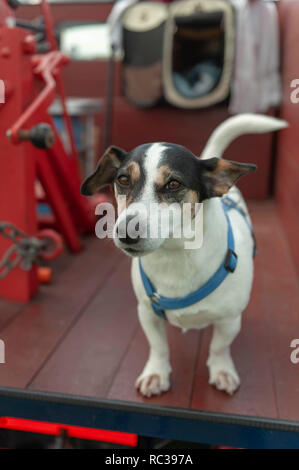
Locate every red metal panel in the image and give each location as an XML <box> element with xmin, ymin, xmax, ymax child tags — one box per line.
<box><xmin>0</xmin><ymin>28</ymin><xmax>38</xmax><ymax>301</ymax></box>
<box><xmin>275</xmin><ymin>0</ymin><xmax>299</xmax><ymax>273</ymax></box>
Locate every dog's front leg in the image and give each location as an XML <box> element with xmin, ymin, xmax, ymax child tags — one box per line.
<box><xmin>207</xmin><ymin>316</ymin><xmax>241</xmax><ymax>395</ymax></box>
<box><xmin>136</xmin><ymin>303</ymin><xmax>171</xmax><ymax>397</ymax></box>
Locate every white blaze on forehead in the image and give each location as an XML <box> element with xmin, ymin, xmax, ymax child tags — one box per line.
<box><xmin>142</xmin><ymin>143</ymin><xmax>168</xmax><ymax>203</ymax></box>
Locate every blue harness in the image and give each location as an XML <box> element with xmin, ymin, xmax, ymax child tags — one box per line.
<box><xmin>139</xmin><ymin>197</ymin><xmax>257</xmax><ymax>320</ymax></box>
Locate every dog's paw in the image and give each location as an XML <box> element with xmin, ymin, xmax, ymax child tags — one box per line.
<box><xmin>135</xmin><ymin>363</ymin><xmax>171</xmax><ymax>397</ymax></box>
<box><xmin>209</xmin><ymin>370</ymin><xmax>240</xmax><ymax>395</ymax></box>
<box><xmin>207</xmin><ymin>355</ymin><xmax>240</xmax><ymax>395</ymax></box>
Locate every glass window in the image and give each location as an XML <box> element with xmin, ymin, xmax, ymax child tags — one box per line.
<box><xmin>59</xmin><ymin>23</ymin><xmax>112</xmax><ymax>60</ymax></box>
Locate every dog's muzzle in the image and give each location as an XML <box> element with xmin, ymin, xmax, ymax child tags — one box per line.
<box><xmin>115</xmin><ymin>214</ymin><xmax>146</xmax><ymax>246</ymax></box>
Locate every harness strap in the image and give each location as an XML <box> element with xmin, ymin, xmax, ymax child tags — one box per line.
<box><xmin>139</xmin><ymin>197</ymin><xmax>256</xmax><ymax>320</ymax></box>
<box><xmin>139</xmin><ymin>199</ymin><xmax>241</xmax><ymax>319</ymax></box>
<box><xmin>222</xmin><ymin>196</ymin><xmax>257</xmax><ymax>257</ymax></box>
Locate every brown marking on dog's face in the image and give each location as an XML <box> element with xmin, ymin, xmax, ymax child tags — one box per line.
<box><xmin>126</xmin><ymin>161</ymin><xmax>141</xmax><ymax>185</ymax></box>
<box><xmin>184</xmin><ymin>189</ymin><xmax>199</xmax><ymax>204</ymax></box>
<box><xmin>114</xmin><ymin>161</ymin><xmax>142</xmax><ymax>213</ymax></box>
<box><xmin>155</xmin><ymin>164</ymin><xmax>192</xmax><ymax>205</ymax></box>
<box><xmin>114</xmin><ymin>184</ymin><xmax>126</xmax><ymax>214</ymax></box>
<box><xmin>155</xmin><ymin>165</ymin><xmax>172</xmax><ymax>188</ymax></box>
<box><xmin>183</xmin><ymin>189</ymin><xmax>200</xmax><ymax>217</ymax></box>
<box><xmin>125</xmin><ymin>195</ymin><xmax>133</xmax><ymax>208</ymax></box>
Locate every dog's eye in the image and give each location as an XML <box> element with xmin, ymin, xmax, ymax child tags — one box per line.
<box><xmin>165</xmin><ymin>180</ymin><xmax>181</xmax><ymax>191</ymax></box>
<box><xmin>117</xmin><ymin>175</ymin><xmax>130</xmax><ymax>187</ymax></box>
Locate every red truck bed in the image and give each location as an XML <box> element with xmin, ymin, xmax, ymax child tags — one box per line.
<box><xmin>0</xmin><ymin>200</ymin><xmax>298</xmax><ymax>448</ymax></box>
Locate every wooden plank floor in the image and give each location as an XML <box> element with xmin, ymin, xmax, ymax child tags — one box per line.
<box><xmin>0</xmin><ymin>201</ymin><xmax>298</xmax><ymax>423</ymax></box>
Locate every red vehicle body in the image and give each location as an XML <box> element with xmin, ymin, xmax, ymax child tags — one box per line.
<box><xmin>0</xmin><ymin>0</ymin><xmax>298</xmax><ymax>450</ymax></box>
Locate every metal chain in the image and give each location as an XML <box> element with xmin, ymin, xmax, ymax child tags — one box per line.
<box><xmin>0</xmin><ymin>222</ymin><xmax>47</xmax><ymax>280</ymax></box>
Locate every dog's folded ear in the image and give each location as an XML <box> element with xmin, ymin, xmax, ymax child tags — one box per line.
<box><xmin>199</xmin><ymin>158</ymin><xmax>257</xmax><ymax>199</ymax></box>
<box><xmin>81</xmin><ymin>146</ymin><xmax>127</xmax><ymax>196</ymax></box>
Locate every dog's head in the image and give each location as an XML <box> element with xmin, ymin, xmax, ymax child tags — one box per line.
<box><xmin>81</xmin><ymin>143</ymin><xmax>256</xmax><ymax>256</ymax></box>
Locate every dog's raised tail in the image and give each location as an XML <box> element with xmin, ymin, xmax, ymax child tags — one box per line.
<box><xmin>200</xmin><ymin>114</ymin><xmax>288</xmax><ymax>160</ymax></box>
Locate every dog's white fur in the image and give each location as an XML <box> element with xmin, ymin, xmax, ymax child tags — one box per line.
<box><xmin>128</xmin><ymin>114</ymin><xmax>287</xmax><ymax>397</ymax></box>
<box><xmin>113</xmin><ymin>143</ymin><xmax>174</xmax><ymax>254</ymax></box>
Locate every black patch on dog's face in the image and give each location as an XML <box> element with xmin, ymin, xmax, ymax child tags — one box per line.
<box><xmin>81</xmin><ymin>142</ymin><xmax>256</xmax><ymax>203</ymax></box>
<box><xmin>156</xmin><ymin>143</ymin><xmax>256</xmax><ymax>202</ymax></box>
<box><xmin>116</xmin><ymin>143</ymin><xmax>202</xmax><ymax>206</ymax></box>
<box><xmin>157</xmin><ymin>144</ymin><xmax>203</xmax><ymax>202</ymax></box>
<box><xmin>115</xmin><ymin>144</ymin><xmax>150</xmax><ymax>202</ymax></box>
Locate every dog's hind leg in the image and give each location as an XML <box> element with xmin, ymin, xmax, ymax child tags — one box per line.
<box><xmin>135</xmin><ymin>303</ymin><xmax>172</xmax><ymax>397</ymax></box>
<box><xmin>207</xmin><ymin>316</ymin><xmax>242</xmax><ymax>395</ymax></box>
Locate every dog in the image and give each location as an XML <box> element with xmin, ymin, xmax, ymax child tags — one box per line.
<box><xmin>81</xmin><ymin>114</ymin><xmax>287</xmax><ymax>397</ymax></box>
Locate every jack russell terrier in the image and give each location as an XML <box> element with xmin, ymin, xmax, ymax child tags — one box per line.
<box><xmin>81</xmin><ymin>114</ymin><xmax>287</xmax><ymax>397</ymax></box>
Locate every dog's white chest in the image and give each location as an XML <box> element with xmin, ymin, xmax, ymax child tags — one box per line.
<box><xmin>165</xmin><ymin>309</ymin><xmax>211</xmax><ymax>331</ymax></box>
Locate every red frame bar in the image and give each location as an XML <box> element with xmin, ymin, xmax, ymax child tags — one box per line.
<box><xmin>40</xmin><ymin>0</ymin><xmax>81</xmax><ymax>178</ymax></box>
<box><xmin>9</xmin><ymin>51</ymin><xmax>69</xmax><ymax>144</ymax></box>
<box><xmin>8</xmin><ymin>51</ymin><xmax>94</xmax><ymax>245</ymax></box>
<box><xmin>0</xmin><ymin>417</ymin><xmax>138</xmax><ymax>446</ymax></box>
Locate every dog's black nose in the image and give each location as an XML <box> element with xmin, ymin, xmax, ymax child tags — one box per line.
<box><xmin>116</xmin><ymin>215</ymin><xmax>143</xmax><ymax>245</ymax></box>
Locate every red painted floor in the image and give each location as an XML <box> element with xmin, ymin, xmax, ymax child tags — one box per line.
<box><xmin>0</xmin><ymin>200</ymin><xmax>298</xmax><ymax>423</ymax></box>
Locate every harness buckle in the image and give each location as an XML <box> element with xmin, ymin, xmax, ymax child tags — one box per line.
<box><xmin>150</xmin><ymin>292</ymin><xmax>161</xmax><ymax>304</ymax></box>
<box><xmin>224</xmin><ymin>249</ymin><xmax>238</xmax><ymax>273</ymax></box>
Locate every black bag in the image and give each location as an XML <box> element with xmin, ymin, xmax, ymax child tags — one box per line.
<box><xmin>121</xmin><ymin>0</ymin><xmax>235</xmax><ymax>109</ymax></box>
<box><xmin>122</xmin><ymin>2</ymin><xmax>168</xmax><ymax>107</ymax></box>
